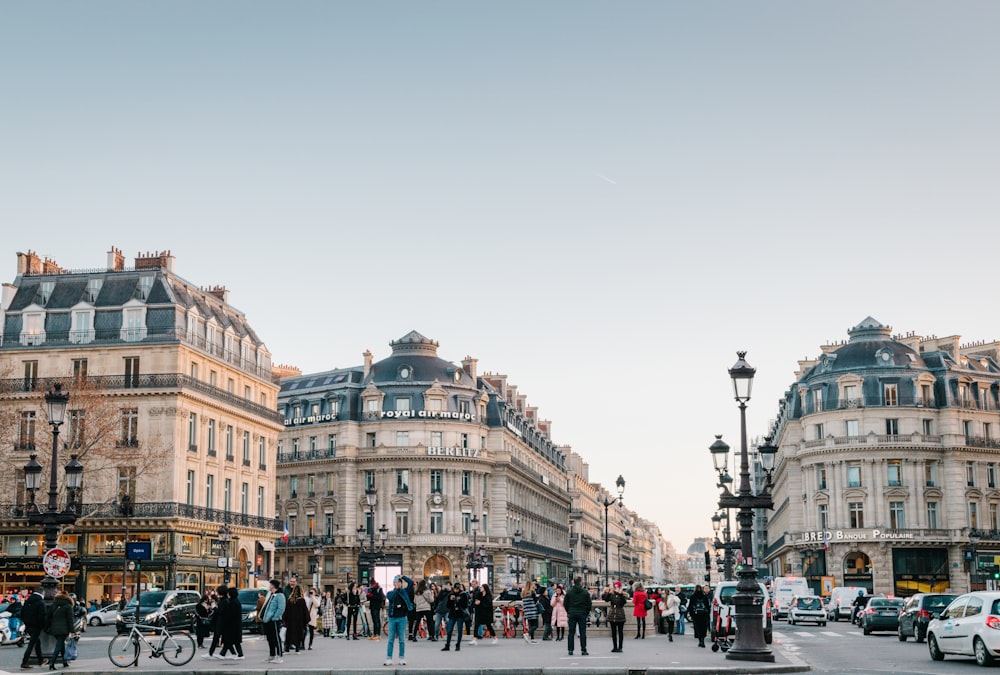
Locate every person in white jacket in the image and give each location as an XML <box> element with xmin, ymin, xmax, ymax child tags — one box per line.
<box><xmin>659</xmin><ymin>589</ymin><xmax>681</xmax><ymax>642</ymax></box>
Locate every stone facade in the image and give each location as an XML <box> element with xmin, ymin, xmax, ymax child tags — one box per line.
<box><xmin>0</xmin><ymin>248</ymin><xmax>282</xmax><ymax>601</ymax></box>
<box><xmin>765</xmin><ymin>317</ymin><xmax>1000</xmax><ymax>597</ymax></box>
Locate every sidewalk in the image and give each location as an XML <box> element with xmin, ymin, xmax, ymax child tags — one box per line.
<box><xmin>0</xmin><ymin>629</ymin><xmax>810</xmax><ymax>674</ymax></box>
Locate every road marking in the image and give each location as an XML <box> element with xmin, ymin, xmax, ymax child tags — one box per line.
<box><xmin>821</xmin><ymin>631</ymin><xmax>843</xmax><ymax>637</ymax></box>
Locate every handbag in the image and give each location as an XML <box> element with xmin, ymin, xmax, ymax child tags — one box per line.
<box><xmin>64</xmin><ymin>637</ymin><xmax>78</xmax><ymax>661</ymax></box>
<box><xmin>643</xmin><ymin>599</ymin><xmax>652</xmax><ymax>611</ymax></box>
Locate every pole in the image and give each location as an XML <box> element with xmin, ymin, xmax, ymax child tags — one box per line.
<box><xmin>603</xmin><ymin>501</ymin><xmax>610</xmax><ymax>588</ymax></box>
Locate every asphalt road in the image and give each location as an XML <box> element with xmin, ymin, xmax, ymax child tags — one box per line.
<box><xmin>770</xmin><ymin>615</ymin><xmax>983</xmax><ymax>675</ymax></box>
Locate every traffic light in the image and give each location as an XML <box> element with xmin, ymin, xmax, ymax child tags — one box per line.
<box><xmin>993</xmin><ymin>566</ymin><xmax>999</xmax><ymax>581</ymax></box>
<box><xmin>704</xmin><ymin>573</ymin><xmax>711</xmax><ymax>582</ymax></box>
<box><xmin>704</xmin><ymin>551</ymin><xmax>711</xmax><ymax>570</ymax></box>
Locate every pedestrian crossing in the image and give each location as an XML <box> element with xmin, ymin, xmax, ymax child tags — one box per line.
<box><xmin>772</xmin><ymin>629</ymin><xmax>861</xmax><ymax>651</ymax></box>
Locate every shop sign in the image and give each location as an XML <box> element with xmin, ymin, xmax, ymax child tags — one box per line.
<box><xmin>426</xmin><ymin>447</ymin><xmax>482</xmax><ymax>458</ymax></box>
<box><xmin>797</xmin><ymin>529</ymin><xmax>916</xmax><ymax>543</ymax></box>
<box><xmin>42</xmin><ymin>548</ymin><xmax>71</xmax><ymax>578</ymax></box>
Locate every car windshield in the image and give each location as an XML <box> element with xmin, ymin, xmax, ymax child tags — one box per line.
<box><xmin>238</xmin><ymin>590</ymin><xmax>260</xmax><ymax>605</ymax></box>
<box><xmin>127</xmin><ymin>592</ymin><xmax>166</xmax><ymax>609</ymax></box>
<box><xmin>797</xmin><ymin>597</ymin><xmax>821</xmax><ymax>609</ymax></box>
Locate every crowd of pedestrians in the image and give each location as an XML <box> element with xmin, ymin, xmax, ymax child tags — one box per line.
<box><xmin>8</xmin><ymin>574</ymin><xmax>715</xmax><ymax>669</ymax></box>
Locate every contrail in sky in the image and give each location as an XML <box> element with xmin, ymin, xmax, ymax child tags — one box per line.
<box><xmin>596</xmin><ymin>173</ymin><xmax>617</xmax><ymax>185</ymax></box>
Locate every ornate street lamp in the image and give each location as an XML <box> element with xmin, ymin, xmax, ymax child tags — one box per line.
<box><xmin>713</xmin><ymin>352</ymin><xmax>775</xmax><ymax>662</ymax></box>
<box><xmin>602</xmin><ymin>475</ymin><xmax>625</xmax><ymax>587</ymax></box>
<box><xmin>313</xmin><ymin>542</ymin><xmax>324</xmax><ymax>591</ymax></box>
<box><xmin>24</xmin><ymin>384</ymin><xmax>83</xmax><ymax>600</ymax></box>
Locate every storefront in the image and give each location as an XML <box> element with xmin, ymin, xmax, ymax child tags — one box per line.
<box><xmin>892</xmin><ymin>547</ymin><xmax>950</xmax><ymax>596</ymax></box>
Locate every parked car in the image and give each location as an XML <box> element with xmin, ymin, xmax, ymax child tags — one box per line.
<box><xmin>827</xmin><ymin>586</ymin><xmax>866</xmax><ymax>621</ymax></box>
<box><xmin>860</xmin><ymin>597</ymin><xmax>904</xmax><ymax>635</ymax></box>
<box><xmin>788</xmin><ymin>595</ymin><xmax>826</xmax><ymax>626</ymax></box>
<box><xmin>115</xmin><ymin>590</ymin><xmax>200</xmax><ymax>634</ymax></box>
<box><xmin>88</xmin><ymin>603</ymin><xmax>121</xmax><ymax>626</ymax></box>
<box><xmin>711</xmin><ymin>580</ymin><xmax>773</xmax><ymax>644</ymax></box>
<box><xmin>898</xmin><ymin>593</ymin><xmax>957</xmax><ymax>643</ymax></box>
<box><xmin>927</xmin><ymin>591</ymin><xmax>1000</xmax><ymax>666</ymax></box>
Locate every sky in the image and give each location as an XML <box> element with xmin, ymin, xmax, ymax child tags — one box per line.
<box><xmin>3</xmin><ymin>1</ymin><xmax>1000</xmax><ymax>557</ymax></box>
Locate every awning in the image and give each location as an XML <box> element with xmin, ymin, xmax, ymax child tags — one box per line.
<box><xmin>257</xmin><ymin>541</ymin><xmax>275</xmax><ymax>552</ymax></box>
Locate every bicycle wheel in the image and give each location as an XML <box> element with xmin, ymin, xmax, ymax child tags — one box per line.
<box><xmin>108</xmin><ymin>634</ymin><xmax>140</xmax><ymax>668</ymax></box>
<box><xmin>161</xmin><ymin>631</ymin><xmax>196</xmax><ymax>666</ymax></box>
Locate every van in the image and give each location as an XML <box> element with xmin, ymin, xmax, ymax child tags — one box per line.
<box><xmin>771</xmin><ymin>577</ymin><xmax>810</xmax><ymax>620</ymax></box>
<box><xmin>711</xmin><ymin>581</ymin><xmax>773</xmax><ymax>644</ymax></box>
<box><xmin>826</xmin><ymin>586</ymin><xmax>865</xmax><ymax>621</ymax></box>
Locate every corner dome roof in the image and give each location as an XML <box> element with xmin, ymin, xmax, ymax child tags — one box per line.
<box><xmin>370</xmin><ymin>331</ymin><xmax>468</xmax><ymax>384</ymax></box>
<box><xmin>810</xmin><ymin>317</ymin><xmax>925</xmax><ymax>374</ymax></box>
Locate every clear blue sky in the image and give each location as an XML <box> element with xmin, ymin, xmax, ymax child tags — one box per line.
<box><xmin>3</xmin><ymin>1</ymin><xmax>999</xmax><ymax>556</ymax></box>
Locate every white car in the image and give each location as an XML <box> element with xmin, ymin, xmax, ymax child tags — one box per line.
<box><xmin>88</xmin><ymin>603</ymin><xmax>121</xmax><ymax>626</ymax></box>
<box><xmin>711</xmin><ymin>580</ymin><xmax>773</xmax><ymax>644</ymax></box>
<box><xmin>927</xmin><ymin>591</ymin><xmax>1000</xmax><ymax>666</ymax></box>
<box><xmin>787</xmin><ymin>595</ymin><xmax>826</xmax><ymax>626</ymax></box>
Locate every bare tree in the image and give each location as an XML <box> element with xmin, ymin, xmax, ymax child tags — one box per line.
<box><xmin>0</xmin><ymin>374</ymin><xmax>172</xmax><ymax>517</ymax></box>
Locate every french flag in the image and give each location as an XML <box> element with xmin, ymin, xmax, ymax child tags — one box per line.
<box><xmin>283</xmin><ymin>521</ymin><xmax>289</xmax><ymax>542</ymax></box>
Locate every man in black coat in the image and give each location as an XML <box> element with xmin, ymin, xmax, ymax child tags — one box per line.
<box><xmin>20</xmin><ymin>588</ymin><xmax>45</xmax><ymax>668</ymax></box>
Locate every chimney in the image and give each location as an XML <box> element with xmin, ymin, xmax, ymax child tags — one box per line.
<box><xmin>107</xmin><ymin>247</ymin><xmax>125</xmax><ymax>271</ymax></box>
<box><xmin>134</xmin><ymin>249</ymin><xmax>174</xmax><ymax>272</ymax></box>
<box><xmin>16</xmin><ymin>250</ymin><xmax>43</xmax><ymax>275</ymax></box>
<box><xmin>461</xmin><ymin>356</ymin><xmax>478</xmax><ymax>381</ymax></box>
<box><xmin>363</xmin><ymin>349</ymin><xmax>373</xmax><ymax>380</ymax></box>
<box><xmin>205</xmin><ymin>285</ymin><xmax>230</xmax><ymax>303</ymax></box>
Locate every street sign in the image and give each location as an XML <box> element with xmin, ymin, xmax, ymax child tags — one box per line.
<box><xmin>126</xmin><ymin>542</ymin><xmax>152</xmax><ymax>560</ymax></box>
<box><xmin>42</xmin><ymin>548</ymin><xmax>71</xmax><ymax>578</ymax></box>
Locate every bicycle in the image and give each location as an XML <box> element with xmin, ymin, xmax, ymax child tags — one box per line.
<box><xmin>108</xmin><ymin>621</ymin><xmax>196</xmax><ymax>668</ymax></box>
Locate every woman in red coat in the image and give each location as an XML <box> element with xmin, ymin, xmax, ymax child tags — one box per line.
<box><xmin>631</xmin><ymin>583</ymin><xmax>648</xmax><ymax>639</ymax></box>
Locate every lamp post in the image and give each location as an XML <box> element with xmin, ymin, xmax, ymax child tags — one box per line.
<box><xmin>119</xmin><ymin>495</ymin><xmax>133</xmax><ymax>602</ymax></box>
<box><xmin>467</xmin><ymin>515</ymin><xmax>487</xmax><ymax>582</ymax></box>
<box><xmin>602</xmin><ymin>475</ymin><xmax>625</xmax><ymax>588</ymax></box>
<box><xmin>24</xmin><ymin>384</ymin><xmax>83</xmax><ymax>600</ymax></box>
<box><xmin>313</xmin><ymin>542</ymin><xmax>324</xmax><ymax>591</ymax></box>
<box><xmin>512</xmin><ymin>530</ymin><xmax>523</xmax><ymax>585</ymax></box>
<box><xmin>218</xmin><ymin>524</ymin><xmax>233</xmax><ymax>585</ymax></box>
<box><xmin>713</xmin><ymin>352</ymin><xmax>777</xmax><ymax>662</ymax></box>
<box><xmin>616</xmin><ymin>528</ymin><xmax>630</xmax><ymax>583</ymax></box>
<box><xmin>357</xmin><ymin>486</ymin><xmax>388</xmax><ymax>584</ymax></box>
<box><xmin>712</xmin><ymin>510</ymin><xmax>738</xmax><ymax>581</ymax></box>
<box><xmin>970</xmin><ymin>529</ymin><xmax>981</xmax><ymax>591</ymax></box>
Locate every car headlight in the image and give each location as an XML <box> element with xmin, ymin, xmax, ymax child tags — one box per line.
<box><xmin>247</xmin><ymin>611</ymin><xmax>256</xmax><ymax>621</ymax></box>
<box><xmin>144</xmin><ymin>612</ymin><xmax>158</xmax><ymax>622</ymax></box>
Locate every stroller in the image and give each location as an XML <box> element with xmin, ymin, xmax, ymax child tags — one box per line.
<box><xmin>711</xmin><ymin>610</ymin><xmax>734</xmax><ymax>652</ymax></box>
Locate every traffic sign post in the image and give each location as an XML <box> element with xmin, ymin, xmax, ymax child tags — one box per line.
<box><xmin>42</xmin><ymin>548</ymin><xmax>71</xmax><ymax>579</ymax></box>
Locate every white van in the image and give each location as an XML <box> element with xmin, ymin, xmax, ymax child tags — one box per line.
<box><xmin>771</xmin><ymin>577</ymin><xmax>810</xmax><ymax>620</ymax></box>
<box><xmin>826</xmin><ymin>586</ymin><xmax>865</xmax><ymax>621</ymax></box>
<box><xmin>711</xmin><ymin>581</ymin><xmax>773</xmax><ymax>644</ymax></box>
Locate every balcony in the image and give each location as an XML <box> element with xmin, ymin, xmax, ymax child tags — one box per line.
<box><xmin>277</xmin><ymin>448</ymin><xmax>337</xmax><ymax>464</ymax></box>
<box><xmin>0</xmin><ymin>374</ymin><xmax>282</xmax><ymax>424</ymax></box>
<box><xmin>804</xmin><ymin>433</ymin><xmax>944</xmax><ymax>451</ymax></box>
<box><xmin>2</xmin><ymin>325</ymin><xmax>272</xmax><ymax>380</ymax></box>
<box><xmin>966</xmin><ymin>437</ymin><xmax>1000</xmax><ymax>449</ymax></box>
<box><xmin>0</xmin><ymin>501</ymin><xmax>283</xmax><ymax>531</ymax></box>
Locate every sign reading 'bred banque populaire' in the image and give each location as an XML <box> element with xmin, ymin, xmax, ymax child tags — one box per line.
<box><xmin>797</xmin><ymin>529</ymin><xmax>916</xmax><ymax>544</ymax></box>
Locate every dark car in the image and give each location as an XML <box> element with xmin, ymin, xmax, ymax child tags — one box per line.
<box><xmin>860</xmin><ymin>597</ymin><xmax>904</xmax><ymax>635</ymax></box>
<box><xmin>115</xmin><ymin>590</ymin><xmax>200</xmax><ymax>634</ymax></box>
<box><xmin>897</xmin><ymin>593</ymin><xmax>957</xmax><ymax>643</ymax></box>
<box><xmin>236</xmin><ymin>589</ymin><xmax>264</xmax><ymax>633</ymax></box>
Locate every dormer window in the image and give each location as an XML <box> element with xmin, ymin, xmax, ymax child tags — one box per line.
<box><xmin>20</xmin><ymin>310</ymin><xmax>46</xmax><ymax>346</ymax></box>
<box><xmin>883</xmin><ymin>383</ymin><xmax>898</xmax><ymax>407</ymax></box>
<box><xmin>395</xmin><ymin>398</ymin><xmax>411</xmax><ymax>412</ymax></box>
<box><xmin>398</xmin><ymin>365</ymin><xmax>412</xmax><ymax>380</ymax></box>
<box><xmin>86</xmin><ymin>279</ymin><xmax>103</xmax><ymax>303</ymax></box>
<box><xmin>39</xmin><ymin>281</ymin><xmax>54</xmax><ymax>304</ymax></box>
<box><xmin>70</xmin><ymin>305</ymin><xmax>96</xmax><ymax>344</ymax></box>
<box><xmin>120</xmin><ymin>302</ymin><xmax>147</xmax><ymax>342</ymax></box>
<box><xmin>137</xmin><ymin>275</ymin><xmax>154</xmax><ymax>300</ymax></box>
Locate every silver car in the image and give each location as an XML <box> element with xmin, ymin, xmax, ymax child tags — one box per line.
<box><xmin>788</xmin><ymin>595</ymin><xmax>826</xmax><ymax>626</ymax></box>
<box><xmin>927</xmin><ymin>591</ymin><xmax>1000</xmax><ymax>666</ymax></box>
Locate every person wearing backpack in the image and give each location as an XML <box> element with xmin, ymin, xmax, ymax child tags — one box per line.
<box><xmin>687</xmin><ymin>584</ymin><xmax>711</xmax><ymax>647</ymax></box>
